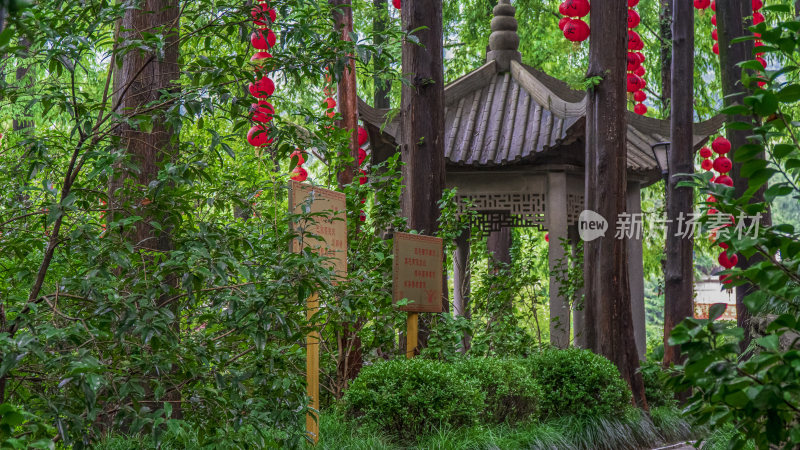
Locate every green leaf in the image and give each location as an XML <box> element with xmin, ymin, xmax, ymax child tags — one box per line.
<box><xmin>756</xmin><ymin>334</ymin><xmax>779</xmax><ymax>351</ymax></box>
<box><xmin>777</xmin><ymin>85</ymin><xmax>800</xmax><ymax>102</ymax></box>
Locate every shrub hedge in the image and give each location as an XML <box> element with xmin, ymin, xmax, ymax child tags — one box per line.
<box><xmin>341</xmin><ymin>358</ymin><xmax>484</xmax><ymax>436</ymax></box>
<box><xmin>343</xmin><ymin>348</ymin><xmax>634</xmax><ymax>436</ymax></box>
<box><xmin>526</xmin><ymin>347</ymin><xmax>632</xmax><ymax>418</ymax></box>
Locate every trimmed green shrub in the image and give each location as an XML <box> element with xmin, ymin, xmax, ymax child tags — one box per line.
<box><xmin>526</xmin><ymin>348</ymin><xmax>632</xmax><ymax>418</ymax></box>
<box><xmin>453</xmin><ymin>357</ymin><xmax>541</xmax><ymax>424</ymax></box>
<box><xmin>341</xmin><ymin>358</ymin><xmax>484</xmax><ymax>436</ymax></box>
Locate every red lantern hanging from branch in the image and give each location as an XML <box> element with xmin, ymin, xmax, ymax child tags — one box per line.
<box><xmin>633</xmin><ymin>90</ymin><xmax>646</xmax><ymax>102</ymax></box>
<box><xmin>701</xmin><ymin>158</ymin><xmax>713</xmax><ymax>171</ymax></box>
<box><xmin>558</xmin><ymin>17</ymin><xmax>570</xmax><ymax>30</ymax></box>
<box><xmin>247</xmin><ymin>125</ymin><xmax>271</xmax><ymax>147</ymax></box>
<box><xmin>249</xmin><ymin>76</ymin><xmax>275</xmax><ymax>98</ymax></box>
<box><xmin>694</xmin><ymin>0</ymin><xmax>710</xmax><ymax>9</ymax></box>
<box><xmin>712</xmin><ymin>136</ymin><xmax>731</xmax><ymax>154</ymax></box>
<box><xmin>290</xmin><ymin>166</ymin><xmax>308</xmax><ymax>182</ymax></box>
<box><xmin>627</xmin><ymin>9</ymin><xmax>640</xmax><ymax>28</ymax></box>
<box><xmin>251</xmin><ymin>29</ymin><xmax>276</xmax><ymax>50</ymax></box>
<box><xmin>563</xmin><ymin>19</ymin><xmax>590</xmax><ymax>42</ymax></box>
<box><xmin>626</xmin><ymin>73</ymin><xmax>645</xmax><ymax>92</ymax></box>
<box><xmin>562</xmin><ymin>0</ymin><xmax>590</xmax><ymax>17</ymax></box>
<box><xmin>634</xmin><ymin>103</ymin><xmax>647</xmax><ymax>115</ymax></box>
<box><xmin>712</xmin><ymin>156</ymin><xmax>732</xmax><ymax>173</ymax></box>
<box><xmin>251</xmin><ymin>3</ymin><xmax>276</xmax><ymax>27</ymax></box>
<box><xmin>699</xmin><ymin>147</ymin><xmax>712</xmax><ymax>158</ymax></box>
<box><xmin>392</xmin><ymin>0</ymin><xmax>400</xmax><ymax>9</ymax></box>
<box><xmin>714</xmin><ymin>174</ymin><xmax>734</xmax><ymax>186</ymax></box>
<box><xmin>627</xmin><ymin>30</ymin><xmax>643</xmax><ymax>50</ymax></box>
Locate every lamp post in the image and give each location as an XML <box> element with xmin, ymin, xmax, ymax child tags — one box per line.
<box><xmin>651</xmin><ymin>141</ymin><xmax>670</xmax><ymax>180</ymax></box>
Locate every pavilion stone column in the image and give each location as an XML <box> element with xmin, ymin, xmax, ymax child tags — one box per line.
<box><xmin>453</xmin><ymin>229</ymin><xmax>471</xmax><ymax>351</ymax></box>
<box><xmin>547</xmin><ymin>171</ymin><xmax>569</xmax><ymax>348</ymax></box>
<box><xmin>569</xmin><ymin>225</ymin><xmax>586</xmax><ymax>348</ymax></box>
<box><xmin>627</xmin><ymin>181</ymin><xmax>646</xmax><ymax>360</ymax></box>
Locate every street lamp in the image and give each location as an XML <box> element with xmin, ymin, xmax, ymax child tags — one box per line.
<box><xmin>651</xmin><ymin>141</ymin><xmax>670</xmax><ymax>180</ymax></box>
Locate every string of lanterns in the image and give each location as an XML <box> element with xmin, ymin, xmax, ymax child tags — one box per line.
<box><xmin>699</xmin><ymin>136</ymin><xmax>737</xmax><ymax>288</ymax></box>
<box><xmin>247</xmin><ymin>2</ymin><xmax>277</xmax><ymax>151</ymax></box>
<box><xmin>626</xmin><ymin>0</ymin><xmax>646</xmax><ymax>115</ymax></box>
<box><xmin>558</xmin><ymin>0</ymin><xmax>590</xmax><ymax>43</ymax></box>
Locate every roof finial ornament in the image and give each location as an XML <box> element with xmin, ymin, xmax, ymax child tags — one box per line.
<box><xmin>487</xmin><ymin>0</ymin><xmax>522</xmax><ymax>72</ymax></box>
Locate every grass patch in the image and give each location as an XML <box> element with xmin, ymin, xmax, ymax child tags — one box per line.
<box><xmin>318</xmin><ymin>406</ymin><xmax>698</xmax><ymax>450</ymax></box>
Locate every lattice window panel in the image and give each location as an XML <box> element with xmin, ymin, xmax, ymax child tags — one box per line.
<box><xmin>567</xmin><ymin>193</ymin><xmax>585</xmax><ymax>225</ymax></box>
<box><xmin>456</xmin><ymin>193</ymin><xmax>546</xmax><ymax>234</ymax></box>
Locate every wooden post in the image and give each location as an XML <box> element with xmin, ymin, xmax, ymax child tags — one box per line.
<box><xmin>305</xmin><ymin>293</ymin><xmax>320</xmax><ymax>444</ymax></box>
<box><xmin>547</xmin><ymin>171</ymin><xmax>569</xmax><ymax>348</ymax></box>
<box><xmin>406</xmin><ymin>313</ymin><xmax>418</xmax><ymax>359</ymax></box>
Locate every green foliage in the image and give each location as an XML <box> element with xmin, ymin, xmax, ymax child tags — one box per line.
<box><xmin>667</xmin><ymin>15</ymin><xmax>800</xmax><ymax>449</ymax></box>
<box><xmin>453</xmin><ymin>357</ymin><xmax>542</xmax><ymax>424</ymax></box>
<box><xmin>341</xmin><ymin>358</ymin><xmax>484</xmax><ymax>437</ymax></box>
<box><xmin>0</xmin><ymin>403</ymin><xmax>55</xmax><ymax>449</ymax></box>
<box><xmin>638</xmin><ymin>360</ymin><xmax>676</xmax><ymax>408</ymax></box>
<box><xmin>525</xmin><ymin>348</ymin><xmax>632</xmax><ymax>419</ymax></box>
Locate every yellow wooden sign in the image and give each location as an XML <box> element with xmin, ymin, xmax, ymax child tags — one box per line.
<box><xmin>288</xmin><ymin>181</ymin><xmax>347</xmax><ymax>445</ymax></box>
<box><xmin>288</xmin><ymin>180</ymin><xmax>348</xmax><ymax>280</ymax></box>
<box><xmin>392</xmin><ymin>232</ymin><xmax>444</xmax><ymax>313</ymax></box>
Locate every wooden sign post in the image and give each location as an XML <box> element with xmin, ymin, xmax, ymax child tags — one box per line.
<box><xmin>288</xmin><ymin>180</ymin><xmax>347</xmax><ymax>445</ymax></box>
<box><xmin>392</xmin><ymin>232</ymin><xmax>444</xmax><ymax>358</ymax></box>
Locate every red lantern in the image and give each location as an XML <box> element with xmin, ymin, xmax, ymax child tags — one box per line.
<box><xmin>636</xmin><ymin>52</ymin><xmax>645</xmax><ymax>64</ymax></box>
<box><xmin>359</xmin><ymin>210</ymin><xmax>367</xmax><ymax>222</ymax></box>
<box><xmin>720</xmin><ymin>274</ymin><xmax>733</xmax><ymax>285</ymax></box>
<box><xmin>700</xmin><ymin>147</ymin><xmax>712</xmax><ymax>158</ymax></box>
<box><xmin>710</xmin><ymin>176</ymin><xmax>717</xmax><ymax>183</ymax></box>
<box><xmin>628</xmin><ymin>0</ymin><xmax>639</xmax><ymax>6</ymax></box>
<box><xmin>392</xmin><ymin>0</ymin><xmax>400</xmax><ymax>9</ymax></box>
<box><xmin>290</xmin><ymin>150</ymin><xmax>305</xmax><ymax>166</ymax></box>
<box><xmin>559</xmin><ymin>2</ymin><xmax>569</xmax><ymax>15</ymax></box>
<box><xmin>753</xmin><ymin>12</ymin><xmax>764</xmax><ymax>24</ymax></box>
<box><xmin>626</xmin><ymin>73</ymin><xmax>644</xmax><ymax>92</ymax></box>
<box><xmin>358</xmin><ymin>126</ymin><xmax>368</xmax><ymax>146</ymax></box>
<box><xmin>718</xmin><ymin>251</ymin><xmax>734</xmax><ymax>269</ymax></box>
<box><xmin>562</xmin><ymin>0</ymin><xmax>590</xmax><ymax>18</ymax></box>
<box><xmin>708</xmin><ymin>194</ymin><xmax>716</xmax><ymax>203</ymax></box>
<box><xmin>251</xmin><ymin>3</ymin><xmax>277</xmax><ymax>27</ymax></box>
<box><xmin>359</xmin><ymin>169</ymin><xmax>368</xmax><ymax>185</ymax></box>
<box><xmin>719</xmin><ymin>242</ymin><xmax>729</xmax><ymax>249</ymax></box>
<box><xmin>291</xmin><ymin>166</ymin><xmax>308</xmax><ymax>182</ymax></box>
<box><xmin>634</xmin><ymin>65</ymin><xmax>645</xmax><ymax>77</ymax></box>
<box><xmin>251</xmin><ymin>29</ymin><xmax>276</xmax><ymax>50</ymax></box>
<box><xmin>756</xmin><ymin>56</ymin><xmax>767</xmax><ymax>69</ymax></box>
<box><xmin>713</xmin><ymin>156</ymin><xmax>732</xmax><ymax>173</ymax></box>
<box><xmin>634</xmin><ymin>103</ymin><xmax>647</xmax><ymax>115</ymax></box>
<box><xmin>358</xmin><ymin>148</ymin><xmax>367</xmax><ymax>165</ymax></box>
<box><xmin>755</xmin><ymin>40</ymin><xmax>764</xmax><ymax>56</ymax></box>
<box><xmin>628</xmin><ymin>30</ymin><xmax>643</xmax><ymax>50</ymax></box>
<box><xmin>709</xmin><ymin>208</ymin><xmax>719</xmax><ymax>215</ymax></box>
<box><xmin>247</xmin><ymin>125</ymin><xmax>271</xmax><ymax>147</ymax></box>
<box><xmin>251</xmin><ymin>52</ymin><xmax>273</xmax><ymax>61</ymax></box>
<box><xmin>559</xmin><ymin>17</ymin><xmax>570</xmax><ymax>30</ymax></box>
<box><xmin>711</xmin><ymin>15</ymin><xmax>717</xmax><ymax>26</ymax></box>
<box><xmin>324</xmin><ymin>97</ymin><xmax>336</xmax><ymax>109</ymax></box>
<box><xmin>627</xmin><ymin>52</ymin><xmax>641</xmax><ymax>71</ymax></box>
<box><xmin>563</xmin><ymin>19</ymin><xmax>590</xmax><ymax>42</ymax></box>
<box><xmin>712</xmin><ymin>28</ymin><xmax>718</xmax><ymax>41</ymax></box>
<box><xmin>711</xmin><ymin>0</ymin><xmax>716</xmax><ymax>11</ymax></box>
<box><xmin>752</xmin><ymin>0</ymin><xmax>763</xmax><ymax>10</ymax></box>
<box><xmin>701</xmin><ymin>158</ymin><xmax>713</xmax><ymax>171</ymax></box>
<box><xmin>712</xmin><ymin>42</ymin><xmax>719</xmax><ymax>55</ymax></box>
<box><xmin>712</xmin><ymin>136</ymin><xmax>731</xmax><ymax>154</ymax></box>
<box><xmin>715</xmin><ymin>174</ymin><xmax>734</xmax><ymax>186</ymax></box>
<box><xmin>545</xmin><ymin>233</ymin><xmax>549</xmax><ymax>242</ymax></box>
<box><xmin>633</xmin><ymin>90</ymin><xmax>646</xmax><ymax>102</ymax></box>
<box><xmin>249</xmin><ymin>76</ymin><xmax>275</xmax><ymax>98</ymax></box>
<box><xmin>694</xmin><ymin>0</ymin><xmax>710</xmax><ymax>9</ymax></box>
<box><xmin>252</xmin><ymin>102</ymin><xmax>274</xmax><ymax>123</ymax></box>
<box><xmin>627</xmin><ymin>9</ymin><xmax>641</xmax><ymax>28</ymax></box>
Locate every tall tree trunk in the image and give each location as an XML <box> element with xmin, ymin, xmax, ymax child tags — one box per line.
<box><xmin>111</xmin><ymin>0</ymin><xmax>181</xmax><ymax>419</ymax></box>
<box><xmin>331</xmin><ymin>0</ymin><xmax>363</xmax><ymax>386</ymax></box>
<box><xmin>487</xmin><ymin>226</ymin><xmax>511</xmax><ymax>270</ymax></box>
<box><xmin>717</xmin><ymin>0</ymin><xmax>763</xmax><ymax>352</ymax></box>
<box><xmin>584</xmin><ymin>0</ymin><xmax>647</xmax><ymax>409</ymax></box>
<box><xmin>401</xmin><ymin>0</ymin><xmax>447</xmax><ymax>346</ymax></box>
<box><xmin>373</xmin><ymin>0</ymin><xmax>391</xmax><ymax>109</ymax></box>
<box><xmin>663</xmin><ymin>0</ymin><xmax>695</xmax><ymax>376</ymax></box>
<box><xmin>660</xmin><ymin>0</ymin><xmax>673</xmax><ymax>114</ymax></box>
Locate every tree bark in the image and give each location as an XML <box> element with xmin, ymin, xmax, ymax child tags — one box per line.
<box><xmin>584</xmin><ymin>0</ymin><xmax>647</xmax><ymax>409</ymax></box>
<box><xmin>330</xmin><ymin>0</ymin><xmax>363</xmax><ymax>385</ymax></box>
<box><xmin>659</xmin><ymin>0</ymin><xmax>673</xmax><ymax>114</ymax></box>
<box><xmin>373</xmin><ymin>0</ymin><xmax>391</xmax><ymax>109</ymax></box>
<box><xmin>717</xmin><ymin>0</ymin><xmax>761</xmax><ymax>352</ymax></box>
<box><xmin>487</xmin><ymin>226</ymin><xmax>511</xmax><ymax>270</ymax></box>
<box><xmin>401</xmin><ymin>0</ymin><xmax>447</xmax><ymax>345</ymax></box>
<box><xmin>663</xmin><ymin>0</ymin><xmax>695</xmax><ymax>376</ymax></box>
<box><xmin>111</xmin><ymin>0</ymin><xmax>181</xmax><ymax>419</ymax></box>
